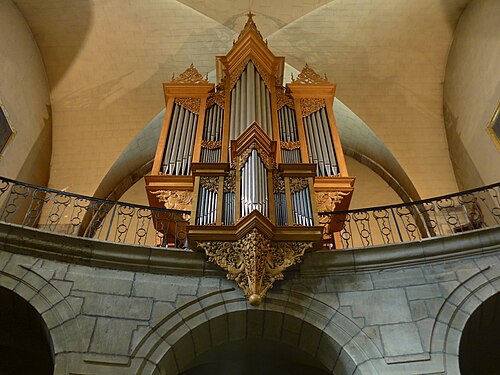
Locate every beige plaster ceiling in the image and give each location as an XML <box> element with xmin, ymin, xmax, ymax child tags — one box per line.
<box><xmin>13</xmin><ymin>0</ymin><xmax>470</xmax><ymax>199</ymax></box>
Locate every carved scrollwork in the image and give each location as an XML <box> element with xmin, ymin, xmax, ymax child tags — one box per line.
<box><xmin>171</xmin><ymin>63</ymin><xmax>208</xmax><ymax>84</ymax></box>
<box><xmin>207</xmin><ymin>85</ymin><xmax>225</xmax><ymax>109</ymax></box>
<box><xmin>198</xmin><ymin>228</ymin><xmax>313</xmax><ymax>305</ymax></box>
<box><xmin>223</xmin><ymin>170</ymin><xmax>236</xmax><ymax>193</ymax></box>
<box><xmin>229</xmin><ymin>57</ymin><xmax>273</xmax><ymax>91</ymax></box>
<box><xmin>273</xmin><ymin>172</ymin><xmax>285</xmax><ymax>194</ymax></box>
<box><xmin>152</xmin><ymin>190</ymin><xmax>193</xmax><ymax>211</ymax></box>
<box><xmin>300</xmin><ymin>98</ymin><xmax>326</xmax><ymax>117</ymax></box>
<box><xmin>175</xmin><ymin>97</ymin><xmax>201</xmax><ymax>114</ymax></box>
<box><xmin>316</xmin><ymin>191</ymin><xmax>350</xmax><ymax>212</ymax></box>
<box><xmin>201</xmin><ymin>140</ymin><xmax>222</xmax><ymax>149</ymax></box>
<box><xmin>280</xmin><ymin>141</ymin><xmax>301</xmax><ymax>150</ymax></box>
<box><xmin>200</xmin><ymin>176</ymin><xmax>219</xmax><ymax>193</ymax></box>
<box><xmin>291</xmin><ymin>64</ymin><xmax>329</xmax><ymax>85</ymax></box>
<box><xmin>289</xmin><ymin>177</ymin><xmax>309</xmax><ymax>194</ymax></box>
<box><xmin>232</xmin><ymin>142</ymin><xmax>276</xmax><ymax>171</ymax></box>
<box><xmin>276</xmin><ymin>87</ymin><xmax>295</xmax><ymax>110</ymax></box>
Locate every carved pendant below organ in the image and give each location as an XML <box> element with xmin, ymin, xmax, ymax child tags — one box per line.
<box><xmin>198</xmin><ymin>228</ymin><xmax>313</xmax><ymax>306</ymax></box>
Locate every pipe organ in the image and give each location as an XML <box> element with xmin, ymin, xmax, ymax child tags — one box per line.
<box><xmin>145</xmin><ymin>13</ymin><xmax>355</xmax><ymax>305</ymax></box>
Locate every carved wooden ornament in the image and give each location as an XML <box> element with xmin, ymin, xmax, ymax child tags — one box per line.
<box><xmin>152</xmin><ymin>190</ymin><xmax>193</xmax><ymax>211</ymax></box>
<box><xmin>198</xmin><ymin>228</ymin><xmax>313</xmax><ymax>305</ymax></box>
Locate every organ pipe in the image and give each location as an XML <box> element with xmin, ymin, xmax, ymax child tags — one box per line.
<box><xmin>303</xmin><ymin>107</ymin><xmax>338</xmax><ymax>176</ymax></box>
<box><xmin>229</xmin><ymin>61</ymin><xmax>273</xmax><ymax>141</ymax></box>
<box><xmin>161</xmin><ymin>103</ymin><xmax>198</xmax><ymax>175</ymax></box>
<box><xmin>201</xmin><ymin>105</ymin><xmax>224</xmax><ymax>163</ymax></box>
<box><xmin>278</xmin><ymin>106</ymin><xmax>301</xmax><ymax>163</ymax></box>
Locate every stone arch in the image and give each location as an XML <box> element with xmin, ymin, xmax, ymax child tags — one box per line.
<box><xmin>0</xmin><ymin>262</ymin><xmax>80</xmax><ymax>374</ymax></box>
<box><xmin>431</xmin><ymin>261</ymin><xmax>500</xmax><ymax>374</ymax></box>
<box><xmin>131</xmin><ymin>288</ymin><xmax>382</xmax><ymax>374</ymax></box>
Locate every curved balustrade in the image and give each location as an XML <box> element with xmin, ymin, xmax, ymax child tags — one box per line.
<box><xmin>319</xmin><ymin>182</ymin><xmax>500</xmax><ymax>248</ymax></box>
<box><xmin>0</xmin><ymin>177</ymin><xmax>190</xmax><ymax>248</ymax></box>
<box><xmin>0</xmin><ymin>176</ymin><xmax>498</xmax><ymax>250</ymax></box>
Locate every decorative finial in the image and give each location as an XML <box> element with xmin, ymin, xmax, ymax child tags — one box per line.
<box><xmin>291</xmin><ymin>64</ymin><xmax>330</xmax><ymax>85</ymax></box>
<box><xmin>170</xmin><ymin>63</ymin><xmax>208</xmax><ymax>84</ymax></box>
<box><xmin>236</xmin><ymin>10</ymin><xmax>264</xmax><ymax>41</ymax></box>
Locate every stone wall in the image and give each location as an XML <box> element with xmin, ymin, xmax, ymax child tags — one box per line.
<box><xmin>0</xmin><ymin>222</ymin><xmax>499</xmax><ymax>374</ymax></box>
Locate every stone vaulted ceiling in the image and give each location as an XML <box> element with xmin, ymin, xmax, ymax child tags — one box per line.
<box><xmin>13</xmin><ymin>0</ymin><xmax>470</xmax><ymax>199</ymax></box>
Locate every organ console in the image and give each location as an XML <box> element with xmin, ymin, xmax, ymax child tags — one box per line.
<box><xmin>145</xmin><ymin>12</ymin><xmax>355</xmax><ymax>304</ymax></box>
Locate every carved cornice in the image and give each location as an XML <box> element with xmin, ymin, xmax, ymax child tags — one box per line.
<box><xmin>290</xmin><ymin>177</ymin><xmax>309</xmax><ymax>194</ymax></box>
<box><xmin>206</xmin><ymin>85</ymin><xmax>225</xmax><ymax>109</ymax></box>
<box><xmin>200</xmin><ymin>176</ymin><xmax>219</xmax><ymax>193</ymax></box>
<box><xmin>300</xmin><ymin>97</ymin><xmax>326</xmax><ymax>117</ymax></box>
<box><xmin>151</xmin><ymin>190</ymin><xmax>193</xmax><ymax>211</ymax></box>
<box><xmin>171</xmin><ymin>63</ymin><xmax>208</xmax><ymax>84</ymax></box>
<box><xmin>201</xmin><ymin>140</ymin><xmax>222</xmax><ymax>149</ymax></box>
<box><xmin>276</xmin><ymin>88</ymin><xmax>295</xmax><ymax>110</ymax></box>
<box><xmin>316</xmin><ymin>191</ymin><xmax>350</xmax><ymax>212</ymax></box>
<box><xmin>280</xmin><ymin>141</ymin><xmax>301</xmax><ymax>150</ymax></box>
<box><xmin>291</xmin><ymin>64</ymin><xmax>329</xmax><ymax>85</ymax></box>
<box><xmin>175</xmin><ymin>97</ymin><xmax>201</xmax><ymax>114</ymax></box>
<box><xmin>198</xmin><ymin>228</ymin><xmax>313</xmax><ymax>305</ymax></box>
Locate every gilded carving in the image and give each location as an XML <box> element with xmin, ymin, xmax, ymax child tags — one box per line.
<box><xmin>224</xmin><ymin>170</ymin><xmax>236</xmax><ymax>193</ymax></box>
<box><xmin>273</xmin><ymin>173</ymin><xmax>285</xmax><ymax>194</ymax></box>
<box><xmin>280</xmin><ymin>141</ymin><xmax>301</xmax><ymax>150</ymax></box>
<box><xmin>198</xmin><ymin>228</ymin><xmax>313</xmax><ymax>305</ymax></box>
<box><xmin>316</xmin><ymin>191</ymin><xmax>350</xmax><ymax>212</ymax></box>
<box><xmin>207</xmin><ymin>85</ymin><xmax>225</xmax><ymax>109</ymax></box>
<box><xmin>152</xmin><ymin>190</ymin><xmax>193</xmax><ymax>211</ymax></box>
<box><xmin>201</xmin><ymin>140</ymin><xmax>222</xmax><ymax>149</ymax></box>
<box><xmin>229</xmin><ymin>57</ymin><xmax>273</xmax><ymax>91</ymax></box>
<box><xmin>289</xmin><ymin>177</ymin><xmax>309</xmax><ymax>194</ymax></box>
<box><xmin>200</xmin><ymin>176</ymin><xmax>219</xmax><ymax>193</ymax></box>
<box><xmin>276</xmin><ymin>87</ymin><xmax>295</xmax><ymax>110</ymax></box>
<box><xmin>171</xmin><ymin>63</ymin><xmax>208</xmax><ymax>84</ymax></box>
<box><xmin>175</xmin><ymin>97</ymin><xmax>201</xmax><ymax>114</ymax></box>
<box><xmin>291</xmin><ymin>64</ymin><xmax>329</xmax><ymax>85</ymax></box>
<box><xmin>232</xmin><ymin>142</ymin><xmax>276</xmax><ymax>171</ymax></box>
<box><xmin>300</xmin><ymin>98</ymin><xmax>326</xmax><ymax>117</ymax></box>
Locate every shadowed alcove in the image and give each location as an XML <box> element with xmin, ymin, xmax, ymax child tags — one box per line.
<box><xmin>0</xmin><ymin>286</ymin><xmax>54</xmax><ymax>375</ymax></box>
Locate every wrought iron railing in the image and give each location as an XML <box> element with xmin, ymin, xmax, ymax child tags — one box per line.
<box><xmin>0</xmin><ymin>176</ymin><xmax>498</xmax><ymax>250</ymax></box>
<box><xmin>318</xmin><ymin>182</ymin><xmax>500</xmax><ymax>249</ymax></box>
<box><xmin>0</xmin><ymin>176</ymin><xmax>190</xmax><ymax>248</ymax></box>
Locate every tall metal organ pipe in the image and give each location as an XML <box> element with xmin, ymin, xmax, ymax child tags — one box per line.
<box><xmin>229</xmin><ymin>61</ymin><xmax>273</xmax><ymax>140</ymax></box>
<box><xmin>278</xmin><ymin>106</ymin><xmax>301</xmax><ymax>163</ymax></box>
<box><xmin>292</xmin><ymin>187</ymin><xmax>313</xmax><ymax>226</ymax></box>
<box><xmin>162</xmin><ymin>103</ymin><xmax>198</xmax><ymax>175</ymax></box>
<box><xmin>303</xmin><ymin>107</ymin><xmax>338</xmax><ymax>176</ymax></box>
<box><xmin>200</xmin><ymin>105</ymin><xmax>224</xmax><ymax>163</ymax></box>
<box><xmin>240</xmin><ymin>149</ymin><xmax>268</xmax><ymax>218</ymax></box>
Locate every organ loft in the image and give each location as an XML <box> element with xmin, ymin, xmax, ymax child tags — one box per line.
<box><xmin>145</xmin><ymin>13</ymin><xmax>355</xmax><ymax>305</ymax></box>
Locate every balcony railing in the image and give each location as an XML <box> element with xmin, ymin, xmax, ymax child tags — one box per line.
<box><xmin>319</xmin><ymin>182</ymin><xmax>500</xmax><ymax>248</ymax></box>
<box><xmin>0</xmin><ymin>176</ymin><xmax>498</xmax><ymax>249</ymax></box>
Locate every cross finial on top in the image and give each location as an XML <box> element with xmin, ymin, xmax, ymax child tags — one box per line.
<box><xmin>246</xmin><ymin>11</ymin><xmax>255</xmax><ymax>20</ymax></box>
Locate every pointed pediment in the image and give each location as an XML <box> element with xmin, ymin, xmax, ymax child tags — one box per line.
<box><xmin>230</xmin><ymin>122</ymin><xmax>277</xmax><ymax>163</ymax></box>
<box><xmin>217</xmin><ymin>13</ymin><xmax>285</xmax><ymax>87</ymax></box>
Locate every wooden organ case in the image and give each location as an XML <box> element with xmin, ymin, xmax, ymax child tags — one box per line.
<box><xmin>145</xmin><ymin>13</ymin><xmax>355</xmax><ymax>305</ymax></box>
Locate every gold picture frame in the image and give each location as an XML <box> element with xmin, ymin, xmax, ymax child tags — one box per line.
<box><xmin>486</xmin><ymin>101</ymin><xmax>500</xmax><ymax>152</ymax></box>
<box><xmin>0</xmin><ymin>100</ymin><xmax>16</xmax><ymax>157</ymax></box>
